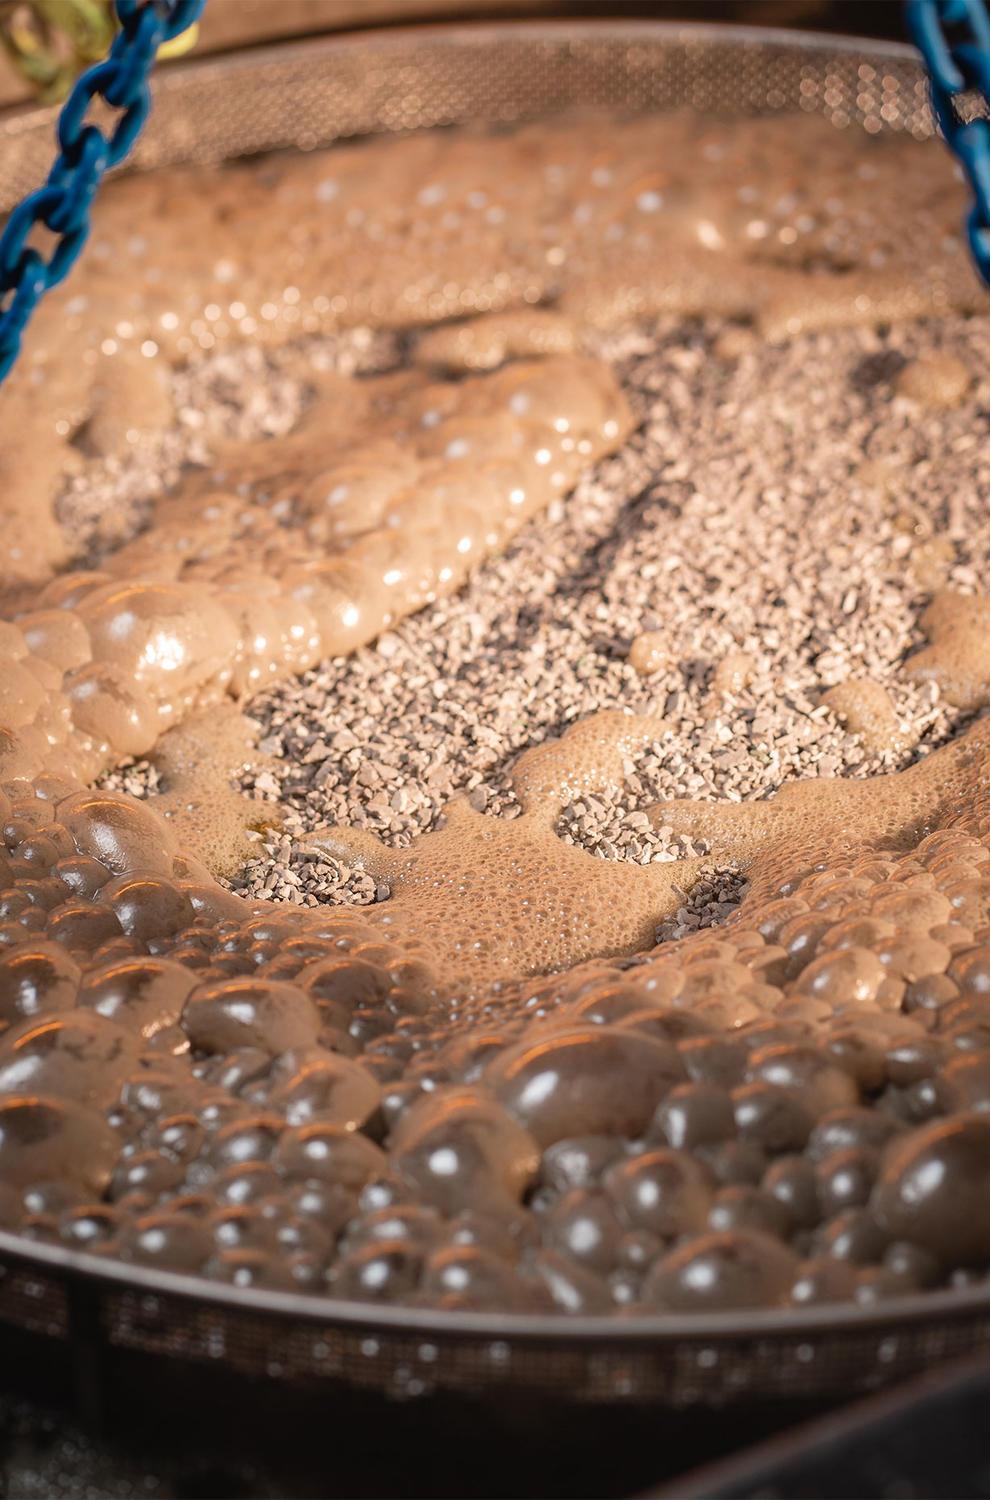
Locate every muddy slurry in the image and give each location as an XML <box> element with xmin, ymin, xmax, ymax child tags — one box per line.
<box><xmin>2</xmin><ymin>108</ymin><xmax>990</xmax><ymax>1315</ymax></box>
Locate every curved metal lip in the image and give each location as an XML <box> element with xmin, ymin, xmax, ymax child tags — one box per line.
<box><xmin>147</xmin><ymin>16</ymin><xmax>926</xmax><ymax>128</ymax></box>
<box><xmin>0</xmin><ymin>17</ymin><xmax>954</xmax><ymax>1356</ymax></box>
<box><xmin>143</xmin><ymin>15</ymin><xmax>924</xmax><ymax>74</ymax></box>
<box><xmin>0</xmin><ymin>17</ymin><xmax>924</xmax><ymax>140</ymax></box>
<box><xmin>4</xmin><ymin>1222</ymin><xmax>988</xmax><ymax>1348</ymax></box>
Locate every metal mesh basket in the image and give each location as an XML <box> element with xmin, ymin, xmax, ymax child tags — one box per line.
<box><xmin>1</xmin><ymin>18</ymin><xmax>986</xmax><ymax>1410</ymax></box>
<box><xmin>0</xmin><ymin>19</ymin><xmax>939</xmax><ymax>212</ymax></box>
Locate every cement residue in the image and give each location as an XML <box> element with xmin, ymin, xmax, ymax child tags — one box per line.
<box><xmin>3</xmin><ymin>109</ymin><xmax>990</xmax><ymax>1315</ymax></box>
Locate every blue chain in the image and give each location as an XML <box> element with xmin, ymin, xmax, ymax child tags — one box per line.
<box><xmin>0</xmin><ymin>0</ymin><xmax>205</xmax><ymax>385</ymax></box>
<box><xmin>907</xmin><ymin>0</ymin><xmax>990</xmax><ymax>287</ymax></box>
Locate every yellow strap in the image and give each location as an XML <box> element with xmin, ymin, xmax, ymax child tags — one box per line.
<box><xmin>0</xmin><ymin>0</ymin><xmax>198</xmax><ymax>103</ymax></box>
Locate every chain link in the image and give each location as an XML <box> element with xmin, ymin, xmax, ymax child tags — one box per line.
<box><xmin>0</xmin><ymin>0</ymin><xmax>205</xmax><ymax>383</ymax></box>
<box><xmin>907</xmin><ymin>0</ymin><xmax>990</xmax><ymax>286</ymax></box>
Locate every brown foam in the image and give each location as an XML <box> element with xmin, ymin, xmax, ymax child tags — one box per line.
<box><xmin>628</xmin><ymin>632</ymin><xmax>674</xmax><ymax>678</ymax></box>
<box><xmin>895</xmin><ymin>352</ymin><xmax>973</xmax><ymax>408</ymax></box>
<box><xmin>905</xmin><ymin>591</ymin><xmax>990</xmax><ymax>712</ymax></box>
<box><xmin>1</xmin><ymin>550</ymin><xmax>990</xmax><ymax>1311</ymax></box>
<box><xmin>149</xmin><ymin>706</ymin><xmax>280</xmax><ymax>876</ymax></box>
<box><xmin>413</xmin><ymin>310</ymin><xmax>578</xmax><ymax>373</ymax></box>
<box><xmin>0</xmin><ymin>353</ymin><xmax>631</xmax><ymax>802</ymax></box>
<box><xmin>3</xmin><ymin>110</ymin><xmax>990</xmax><ymax>1314</ymax></box>
<box><xmin>821</xmin><ymin>679</ymin><xmax>908</xmax><ymax>758</ymax></box>
<box><xmin>307</xmin><ymin>712</ymin><xmax>706</xmax><ymax>992</ymax></box>
<box><xmin>711</xmin><ymin>652</ymin><xmax>756</xmax><ymax>700</ymax></box>
<box><xmin>0</xmin><ymin>111</ymin><xmax>979</xmax><ymax>592</ymax></box>
<box><xmin>652</xmin><ymin>711</ymin><xmax>990</xmax><ymax>897</ymax></box>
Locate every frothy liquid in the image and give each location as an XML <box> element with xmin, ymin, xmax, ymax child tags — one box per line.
<box><xmin>0</xmin><ymin>353</ymin><xmax>630</xmax><ymax>798</ymax></box>
<box><xmin>1</xmin><ymin>109</ymin><xmax>990</xmax><ymax>1316</ymax></box>
<box><xmin>0</xmin><ymin>111</ymin><xmax>978</xmax><ymax>593</ymax></box>
<box><xmin>310</xmin><ymin>712</ymin><xmax>706</xmax><ymax>989</ymax></box>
